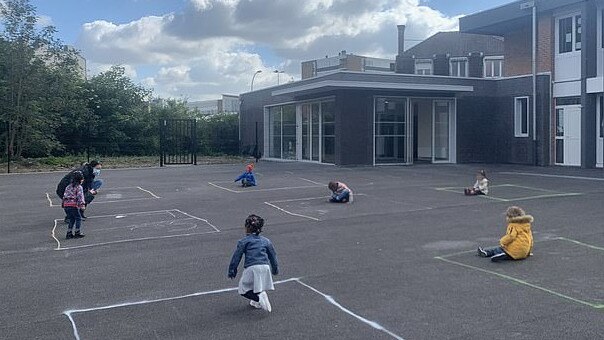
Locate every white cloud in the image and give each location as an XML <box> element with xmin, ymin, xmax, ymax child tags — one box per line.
<box><xmin>76</xmin><ymin>0</ymin><xmax>460</xmax><ymax>100</ymax></box>
<box><xmin>36</xmin><ymin>14</ymin><xmax>53</xmax><ymax>27</ymax></box>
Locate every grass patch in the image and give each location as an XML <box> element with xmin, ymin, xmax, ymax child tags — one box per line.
<box><xmin>0</xmin><ymin>155</ymin><xmax>251</xmax><ymax>173</ymax></box>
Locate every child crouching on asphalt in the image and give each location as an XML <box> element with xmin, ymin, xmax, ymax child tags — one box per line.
<box><xmin>328</xmin><ymin>181</ymin><xmax>353</xmax><ymax>203</ymax></box>
<box><xmin>478</xmin><ymin>206</ymin><xmax>534</xmax><ymax>262</ymax></box>
<box><xmin>234</xmin><ymin>163</ymin><xmax>256</xmax><ymax>187</ymax></box>
<box><xmin>228</xmin><ymin>214</ymin><xmax>278</xmax><ymax>312</ymax></box>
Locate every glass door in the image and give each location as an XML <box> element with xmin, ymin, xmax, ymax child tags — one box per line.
<box><xmin>597</xmin><ymin>96</ymin><xmax>603</xmax><ymax>168</ymax></box>
<box><xmin>311</xmin><ymin>103</ymin><xmax>320</xmax><ymax>162</ymax></box>
<box><xmin>301</xmin><ymin>104</ymin><xmax>311</xmax><ymax>161</ymax></box>
<box><xmin>374</xmin><ymin>97</ymin><xmax>408</xmax><ymax>164</ymax></box>
<box><xmin>556</xmin><ymin>105</ymin><xmax>582</xmax><ymax>166</ymax></box>
<box><xmin>321</xmin><ymin>101</ymin><xmax>336</xmax><ymax>164</ymax></box>
<box><xmin>432</xmin><ymin>100</ymin><xmax>451</xmax><ymax>163</ymax></box>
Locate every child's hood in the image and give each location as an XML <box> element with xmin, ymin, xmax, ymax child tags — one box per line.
<box><xmin>507</xmin><ymin>215</ymin><xmax>533</xmax><ymax>229</ymax></box>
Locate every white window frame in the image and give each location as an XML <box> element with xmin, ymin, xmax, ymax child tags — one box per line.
<box><xmin>514</xmin><ymin>96</ymin><xmax>530</xmax><ymax>137</ymax></box>
<box><xmin>556</xmin><ymin>13</ymin><xmax>582</xmax><ymax>54</ymax></box>
<box><xmin>449</xmin><ymin>57</ymin><xmax>468</xmax><ymax>78</ymax></box>
<box><xmin>415</xmin><ymin>59</ymin><xmax>433</xmax><ymax>75</ymax></box>
<box><xmin>484</xmin><ymin>56</ymin><xmax>504</xmax><ymax>78</ymax></box>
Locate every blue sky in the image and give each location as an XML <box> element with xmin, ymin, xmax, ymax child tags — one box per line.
<box><xmin>26</xmin><ymin>0</ymin><xmax>517</xmax><ymax>100</ymax></box>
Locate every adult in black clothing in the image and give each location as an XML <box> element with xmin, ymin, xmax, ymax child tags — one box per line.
<box><xmin>56</xmin><ymin>160</ymin><xmax>103</xmax><ymax>219</ymax></box>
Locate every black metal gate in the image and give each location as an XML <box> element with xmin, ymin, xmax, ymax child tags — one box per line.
<box><xmin>160</xmin><ymin>119</ymin><xmax>197</xmax><ymax>166</ymax></box>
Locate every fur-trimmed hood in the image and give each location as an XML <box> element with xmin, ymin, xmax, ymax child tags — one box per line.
<box><xmin>507</xmin><ymin>215</ymin><xmax>534</xmax><ymax>224</ymax></box>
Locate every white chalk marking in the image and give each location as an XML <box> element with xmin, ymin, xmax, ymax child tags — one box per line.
<box><xmin>435</xmin><ymin>256</ymin><xmax>603</xmax><ymax>309</ymax></box>
<box><xmin>299</xmin><ymin>177</ymin><xmax>325</xmax><ymax>186</ymax></box>
<box><xmin>46</xmin><ymin>193</ymin><xmax>56</xmax><ymax>207</ymax></box>
<box><xmin>209</xmin><ymin>181</ymin><xmax>323</xmax><ymax>193</ymax></box>
<box><xmin>269</xmin><ymin>193</ymin><xmax>368</xmax><ymax>203</ymax></box>
<box><xmin>55</xmin><ymin>230</ymin><xmax>219</xmax><ymax>251</ymax></box>
<box><xmin>208</xmin><ymin>182</ymin><xmax>240</xmax><ymax>193</ymax></box>
<box><xmin>434</xmin><ymin>184</ymin><xmax>581</xmax><ymax>202</ymax></box>
<box><xmin>499</xmin><ymin>171</ymin><xmax>604</xmax><ymax>182</ymax></box>
<box><xmin>137</xmin><ymin>186</ymin><xmax>161</xmax><ymax>199</ymax></box>
<box><xmin>174</xmin><ymin>209</ymin><xmax>221</xmax><ymax>232</ymax></box>
<box><xmin>63</xmin><ymin>277</ymin><xmax>405</xmax><ymax>340</ymax></box>
<box><xmin>436</xmin><ymin>236</ymin><xmax>604</xmax><ymax>310</ymax></box>
<box><xmin>295</xmin><ymin>279</ymin><xmax>405</xmax><ymax>340</ymax></box>
<box><xmin>51</xmin><ymin>220</ymin><xmax>61</xmax><ymax>250</ymax></box>
<box><xmin>264</xmin><ymin>202</ymin><xmax>320</xmax><ymax>221</ymax></box>
<box><xmin>52</xmin><ymin>209</ymin><xmax>220</xmax><ymax>250</ymax></box>
<box><xmin>79</xmin><ymin>209</ymin><xmax>174</xmax><ymax>219</ymax></box>
<box><xmin>507</xmin><ymin>192</ymin><xmax>582</xmax><ymax>202</ymax></box>
<box><xmin>553</xmin><ymin>237</ymin><xmax>604</xmax><ymax>251</ymax></box>
<box><xmin>63</xmin><ymin>277</ymin><xmax>302</xmax><ymax>340</ymax></box>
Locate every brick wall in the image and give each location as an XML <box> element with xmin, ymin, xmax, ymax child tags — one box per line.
<box><xmin>504</xmin><ymin>25</ymin><xmax>532</xmax><ymax>76</ymax></box>
<box><xmin>537</xmin><ymin>13</ymin><xmax>553</xmax><ymax>73</ymax></box>
<box><xmin>504</xmin><ymin>14</ymin><xmax>553</xmax><ymax>76</ymax></box>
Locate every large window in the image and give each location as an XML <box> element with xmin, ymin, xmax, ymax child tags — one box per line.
<box><xmin>375</xmin><ymin>97</ymin><xmax>407</xmax><ymax>164</ymax></box>
<box><xmin>268</xmin><ymin>107</ymin><xmax>281</xmax><ymax>158</ymax></box>
<box><xmin>514</xmin><ymin>97</ymin><xmax>529</xmax><ymax>137</ymax></box>
<box><xmin>415</xmin><ymin>59</ymin><xmax>433</xmax><ymax>75</ymax></box>
<box><xmin>321</xmin><ymin>101</ymin><xmax>335</xmax><ymax>164</ymax></box>
<box><xmin>558</xmin><ymin>15</ymin><xmax>581</xmax><ymax>53</ymax></box>
<box><xmin>450</xmin><ymin>58</ymin><xmax>468</xmax><ymax>77</ymax></box>
<box><xmin>484</xmin><ymin>57</ymin><xmax>503</xmax><ymax>78</ymax></box>
<box><xmin>267</xmin><ymin>104</ymin><xmax>296</xmax><ymax>159</ymax></box>
<box><xmin>281</xmin><ymin>105</ymin><xmax>296</xmax><ymax>160</ymax></box>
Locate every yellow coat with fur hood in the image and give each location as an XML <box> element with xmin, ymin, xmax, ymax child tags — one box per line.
<box><xmin>499</xmin><ymin>215</ymin><xmax>534</xmax><ymax>259</ymax></box>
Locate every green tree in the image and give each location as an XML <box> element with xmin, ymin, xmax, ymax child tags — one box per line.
<box><xmin>86</xmin><ymin>65</ymin><xmax>153</xmax><ymax>155</ymax></box>
<box><xmin>0</xmin><ymin>0</ymin><xmax>83</xmax><ymax>158</ymax></box>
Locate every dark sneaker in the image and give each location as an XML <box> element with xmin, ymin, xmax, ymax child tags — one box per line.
<box><xmin>66</xmin><ymin>231</ymin><xmax>74</xmax><ymax>239</ymax></box>
<box><xmin>74</xmin><ymin>231</ymin><xmax>85</xmax><ymax>238</ymax></box>
<box><xmin>79</xmin><ymin>210</ymin><xmax>87</xmax><ymax>220</ymax></box>
<box><xmin>477</xmin><ymin>247</ymin><xmax>488</xmax><ymax>257</ymax></box>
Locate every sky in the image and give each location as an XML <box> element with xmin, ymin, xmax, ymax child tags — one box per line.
<box><xmin>24</xmin><ymin>0</ymin><xmax>514</xmax><ymax>101</ymax></box>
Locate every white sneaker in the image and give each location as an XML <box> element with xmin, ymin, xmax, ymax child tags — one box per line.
<box><xmin>258</xmin><ymin>291</ymin><xmax>272</xmax><ymax>312</ymax></box>
<box><xmin>249</xmin><ymin>300</ymin><xmax>262</xmax><ymax>309</ymax></box>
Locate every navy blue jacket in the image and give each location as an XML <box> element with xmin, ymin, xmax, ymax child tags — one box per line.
<box><xmin>228</xmin><ymin>234</ymin><xmax>278</xmax><ymax>277</ymax></box>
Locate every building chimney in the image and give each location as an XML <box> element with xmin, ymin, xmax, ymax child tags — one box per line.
<box><xmin>397</xmin><ymin>25</ymin><xmax>406</xmax><ymax>55</ymax></box>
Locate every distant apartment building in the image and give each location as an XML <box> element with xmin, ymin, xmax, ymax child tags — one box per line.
<box><xmin>301</xmin><ymin>51</ymin><xmax>395</xmax><ymax>79</ymax></box>
<box><xmin>187</xmin><ymin>94</ymin><xmax>240</xmax><ymax>115</ymax></box>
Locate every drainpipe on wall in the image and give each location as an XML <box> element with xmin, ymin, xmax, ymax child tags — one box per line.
<box><xmin>532</xmin><ymin>5</ymin><xmax>538</xmax><ymax>165</ymax></box>
<box><xmin>522</xmin><ymin>0</ymin><xmax>538</xmax><ymax>165</ymax></box>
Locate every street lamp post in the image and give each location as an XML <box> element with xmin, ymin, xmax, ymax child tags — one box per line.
<box><xmin>273</xmin><ymin>70</ymin><xmax>285</xmax><ymax>85</ymax></box>
<box><xmin>250</xmin><ymin>70</ymin><xmax>262</xmax><ymax>91</ymax></box>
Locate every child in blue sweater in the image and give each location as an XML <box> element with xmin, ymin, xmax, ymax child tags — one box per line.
<box><xmin>234</xmin><ymin>164</ymin><xmax>256</xmax><ymax>187</ymax></box>
<box><xmin>228</xmin><ymin>214</ymin><xmax>278</xmax><ymax>312</ymax></box>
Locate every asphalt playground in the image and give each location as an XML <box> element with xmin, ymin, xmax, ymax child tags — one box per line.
<box><xmin>0</xmin><ymin>162</ymin><xmax>603</xmax><ymax>339</ymax></box>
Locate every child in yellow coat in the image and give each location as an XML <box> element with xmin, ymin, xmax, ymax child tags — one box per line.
<box><xmin>478</xmin><ymin>206</ymin><xmax>534</xmax><ymax>262</ymax></box>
